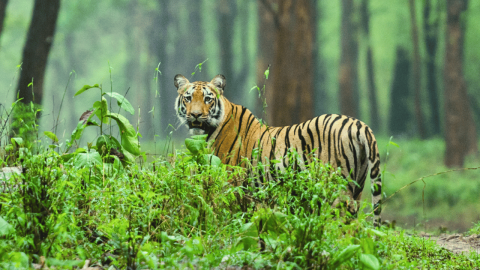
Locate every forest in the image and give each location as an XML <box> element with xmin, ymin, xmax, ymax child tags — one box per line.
<box><xmin>0</xmin><ymin>0</ymin><xmax>480</xmax><ymax>269</ymax></box>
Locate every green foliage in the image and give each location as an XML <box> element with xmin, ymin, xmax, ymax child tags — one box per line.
<box><xmin>183</xmin><ymin>134</ymin><xmax>221</xmax><ymax>166</ymax></box>
<box><xmin>0</xmin><ymin>136</ymin><xmax>479</xmax><ymax>268</ymax></box>
<box><xmin>69</xmin><ymin>82</ymin><xmax>142</xmax><ymax>166</ymax></box>
<box><xmin>10</xmin><ymin>102</ymin><xmax>41</xmax><ymax>149</ymax></box>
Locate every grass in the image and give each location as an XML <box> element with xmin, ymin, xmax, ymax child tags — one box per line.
<box><xmin>1</xmin><ymin>134</ymin><xmax>480</xmax><ymax>269</ymax></box>
<box><xmin>1</xmin><ymin>77</ymin><xmax>479</xmax><ymax>268</ymax></box>
<box><xmin>376</xmin><ymin>137</ymin><xmax>480</xmax><ymax>232</ymax></box>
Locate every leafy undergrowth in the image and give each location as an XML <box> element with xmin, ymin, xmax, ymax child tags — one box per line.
<box><xmin>0</xmin><ymin>96</ymin><xmax>478</xmax><ymax>269</ymax></box>
<box><xmin>1</xmin><ymin>142</ymin><xmax>479</xmax><ymax>269</ymax></box>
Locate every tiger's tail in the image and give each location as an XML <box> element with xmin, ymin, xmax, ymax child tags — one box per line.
<box><xmin>364</xmin><ymin>127</ymin><xmax>382</xmax><ymax>227</ymax></box>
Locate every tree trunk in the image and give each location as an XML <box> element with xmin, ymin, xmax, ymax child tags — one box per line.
<box><xmin>389</xmin><ymin>48</ymin><xmax>412</xmax><ymax>136</ymax></box>
<box><xmin>0</xmin><ymin>0</ymin><xmax>8</xmax><ymax>39</ymax></box>
<box><xmin>17</xmin><ymin>0</ymin><xmax>61</xmax><ymax>106</ymax></box>
<box><xmin>339</xmin><ymin>0</ymin><xmax>359</xmax><ymax>118</ymax></box>
<box><xmin>423</xmin><ymin>0</ymin><xmax>441</xmax><ymax>137</ymax></box>
<box><xmin>218</xmin><ymin>0</ymin><xmax>239</xmax><ymax>103</ymax></box>
<box><xmin>444</xmin><ymin>0</ymin><xmax>477</xmax><ymax>167</ymax></box>
<box><xmin>270</xmin><ymin>0</ymin><xmax>314</xmax><ymax>126</ymax></box>
<box><xmin>231</xmin><ymin>2</ymin><xmax>249</xmax><ymax>105</ymax></box>
<box><xmin>256</xmin><ymin>0</ymin><xmax>276</xmax><ymax>120</ymax></box>
<box><xmin>271</xmin><ymin>0</ymin><xmax>294</xmax><ymax>126</ymax></box>
<box><xmin>408</xmin><ymin>0</ymin><xmax>426</xmax><ymax>139</ymax></box>
<box><xmin>150</xmin><ymin>0</ymin><xmax>170</xmax><ymax>137</ymax></box>
<box><xmin>360</xmin><ymin>0</ymin><xmax>380</xmax><ymax>131</ymax></box>
<box><xmin>295</xmin><ymin>0</ymin><xmax>314</xmax><ymax>123</ymax></box>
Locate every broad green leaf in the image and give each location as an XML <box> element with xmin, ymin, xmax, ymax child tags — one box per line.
<box><xmin>329</xmin><ymin>245</ymin><xmax>361</xmax><ymax>269</ymax></box>
<box><xmin>200</xmin><ymin>154</ymin><xmax>221</xmax><ymax>166</ymax></box>
<box><xmin>359</xmin><ymin>254</ymin><xmax>380</xmax><ymax>270</ymax></box>
<box><xmin>0</xmin><ymin>216</ymin><xmax>15</xmax><ymax>236</ymax></box>
<box><xmin>105</xmin><ymin>113</ymin><xmax>140</xmax><ymax>156</ymax></box>
<box><xmin>73</xmin><ymin>149</ymin><xmax>102</xmax><ymax>169</ymax></box>
<box><xmin>96</xmin><ymin>135</ymin><xmax>121</xmax><ymax>156</ymax></box>
<box><xmin>237</xmin><ymin>223</ymin><xmax>259</xmax><ymax>251</ymax></box>
<box><xmin>185</xmin><ymin>138</ymin><xmax>205</xmax><ymax>155</ymax></box>
<box><xmin>122</xmin><ymin>149</ymin><xmax>135</xmax><ymax>163</ymax></box>
<box><xmin>240</xmin><ymin>222</ymin><xmax>258</xmax><ymax>237</ymax></box>
<box><xmin>104</xmin><ymin>92</ymin><xmax>134</xmax><ymax>115</ymax></box>
<box><xmin>93</xmin><ymin>97</ymin><xmax>109</xmax><ymax>123</ymax></box>
<box><xmin>238</xmin><ymin>236</ymin><xmax>258</xmax><ymax>251</ymax></box>
<box><xmin>161</xmin><ymin>232</ymin><xmax>177</xmax><ymax>242</ymax></box>
<box><xmin>74</xmin><ymin>84</ymin><xmax>100</xmax><ymax>96</ymax></box>
<box><xmin>11</xmin><ymin>137</ymin><xmax>23</xmax><ymax>147</ymax></box>
<box><xmin>44</xmin><ymin>131</ymin><xmax>58</xmax><ymax>142</ymax></box>
<box><xmin>368</xmin><ymin>228</ymin><xmax>386</xmax><ymax>237</ymax></box>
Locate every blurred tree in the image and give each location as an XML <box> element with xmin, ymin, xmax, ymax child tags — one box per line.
<box><xmin>360</xmin><ymin>0</ymin><xmax>380</xmax><ymax>131</ymax></box>
<box><xmin>389</xmin><ymin>48</ymin><xmax>412</xmax><ymax>136</ymax></box>
<box><xmin>218</xmin><ymin>0</ymin><xmax>237</xmax><ymax>101</ymax></box>
<box><xmin>0</xmin><ymin>0</ymin><xmax>7</xmax><ymax>39</ymax></box>
<box><xmin>147</xmin><ymin>0</ymin><xmax>171</xmax><ymax>136</ymax></box>
<box><xmin>408</xmin><ymin>0</ymin><xmax>426</xmax><ymax>139</ymax></box>
<box><xmin>339</xmin><ymin>0</ymin><xmax>359</xmax><ymax>118</ymax></box>
<box><xmin>218</xmin><ymin>0</ymin><xmax>248</xmax><ymax>104</ymax></box>
<box><xmin>444</xmin><ymin>0</ymin><xmax>478</xmax><ymax>167</ymax></box>
<box><xmin>268</xmin><ymin>0</ymin><xmax>315</xmax><ymax>126</ymax></box>
<box><xmin>423</xmin><ymin>0</ymin><xmax>441</xmax><ymax>137</ymax></box>
<box><xmin>16</xmin><ymin>0</ymin><xmax>61</xmax><ymax>106</ymax></box>
<box><xmin>256</xmin><ymin>0</ymin><xmax>276</xmax><ymax>119</ymax></box>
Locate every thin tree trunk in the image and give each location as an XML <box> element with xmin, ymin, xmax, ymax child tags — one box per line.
<box><xmin>408</xmin><ymin>0</ymin><xmax>426</xmax><ymax>139</ymax></box>
<box><xmin>389</xmin><ymin>48</ymin><xmax>412</xmax><ymax>135</ymax></box>
<box><xmin>312</xmin><ymin>0</ymin><xmax>328</xmax><ymax>116</ymax></box>
<box><xmin>423</xmin><ymin>0</ymin><xmax>441</xmax><ymax>137</ymax></box>
<box><xmin>0</xmin><ymin>0</ymin><xmax>8</xmax><ymax>39</ymax></box>
<box><xmin>17</xmin><ymin>0</ymin><xmax>60</xmax><ymax>106</ymax></box>
<box><xmin>360</xmin><ymin>0</ymin><xmax>380</xmax><ymax>131</ymax></box>
<box><xmin>218</xmin><ymin>0</ymin><xmax>239</xmax><ymax>102</ymax></box>
<box><xmin>231</xmin><ymin>1</ymin><xmax>249</xmax><ymax>105</ymax></box>
<box><xmin>152</xmin><ymin>0</ymin><xmax>170</xmax><ymax>136</ymax></box>
<box><xmin>444</xmin><ymin>0</ymin><xmax>477</xmax><ymax>167</ymax></box>
<box><xmin>339</xmin><ymin>0</ymin><xmax>359</xmax><ymax>118</ymax></box>
<box><xmin>256</xmin><ymin>0</ymin><xmax>276</xmax><ymax>121</ymax></box>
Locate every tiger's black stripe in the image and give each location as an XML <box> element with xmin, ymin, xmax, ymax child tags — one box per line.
<box><xmin>174</xmin><ymin>74</ymin><xmax>383</xmax><ymax>227</ymax></box>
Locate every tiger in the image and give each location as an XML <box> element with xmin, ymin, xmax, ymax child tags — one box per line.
<box><xmin>174</xmin><ymin>74</ymin><xmax>383</xmax><ymax>227</ymax></box>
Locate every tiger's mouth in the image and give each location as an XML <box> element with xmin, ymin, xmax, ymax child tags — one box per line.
<box><xmin>188</xmin><ymin>120</ymin><xmax>206</xmax><ymax>129</ymax></box>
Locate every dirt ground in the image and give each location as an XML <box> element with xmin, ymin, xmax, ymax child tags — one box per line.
<box><xmin>419</xmin><ymin>232</ymin><xmax>480</xmax><ymax>255</ymax></box>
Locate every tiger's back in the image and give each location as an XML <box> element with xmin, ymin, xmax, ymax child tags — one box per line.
<box><xmin>174</xmin><ymin>74</ymin><xmax>382</xmax><ymax>226</ymax></box>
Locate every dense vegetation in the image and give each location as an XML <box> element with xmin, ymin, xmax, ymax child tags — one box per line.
<box><xmin>1</xmin><ymin>98</ymin><xmax>479</xmax><ymax>269</ymax></box>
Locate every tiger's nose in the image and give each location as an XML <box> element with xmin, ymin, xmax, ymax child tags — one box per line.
<box><xmin>191</xmin><ymin>112</ymin><xmax>202</xmax><ymax>119</ymax></box>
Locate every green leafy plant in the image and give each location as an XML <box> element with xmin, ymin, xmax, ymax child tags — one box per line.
<box><xmin>67</xmin><ymin>83</ymin><xmax>141</xmax><ymax>166</ymax></box>
<box><xmin>183</xmin><ymin>134</ymin><xmax>221</xmax><ymax>166</ymax></box>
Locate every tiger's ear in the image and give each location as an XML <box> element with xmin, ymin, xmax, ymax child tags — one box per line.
<box><xmin>210</xmin><ymin>74</ymin><xmax>226</xmax><ymax>95</ymax></box>
<box><xmin>174</xmin><ymin>74</ymin><xmax>189</xmax><ymax>94</ymax></box>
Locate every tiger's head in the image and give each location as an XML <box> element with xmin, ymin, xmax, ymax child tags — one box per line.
<box><xmin>174</xmin><ymin>74</ymin><xmax>226</xmax><ymax>135</ymax></box>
